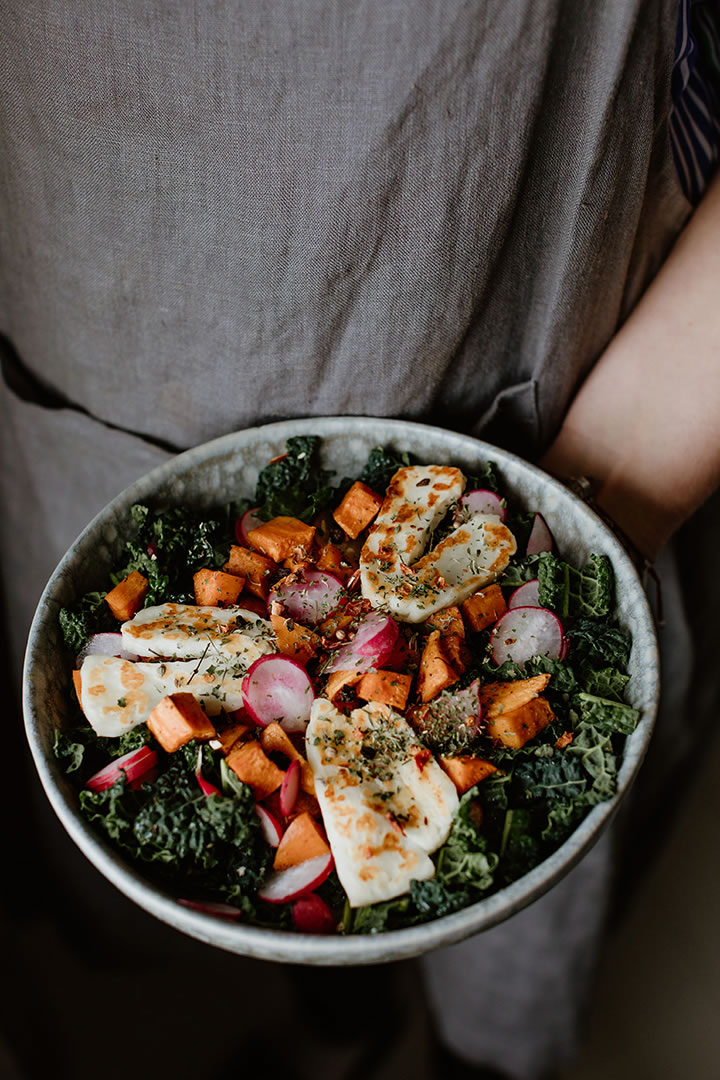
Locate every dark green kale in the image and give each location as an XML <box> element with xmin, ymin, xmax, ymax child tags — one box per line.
<box><xmin>58</xmin><ymin>591</ymin><xmax>116</xmax><ymax>653</ymax></box>
<box><xmin>581</xmin><ymin>666</ymin><xmax>631</xmax><ymax>702</ymax></box>
<box><xmin>567</xmin><ymin>618</ymin><xmax>632</xmax><ymax>670</ymax></box>
<box><xmin>537</xmin><ymin>553</ymin><xmax>614</xmax><ymax>619</ymax></box>
<box><xmin>255</xmin><ymin>435</ymin><xmax>335</xmax><ymax>523</ymax></box>
<box><xmin>573</xmin><ymin>693</ymin><xmax>640</xmax><ymax>735</ymax></box>
<box><xmin>356</xmin><ymin>445</ymin><xmax>417</xmax><ymax>492</ymax></box>
<box><xmin>80</xmin><ymin>747</ymin><xmax>271</xmax><ymax>901</ymax></box>
<box><xmin>53</xmin><ymin>722</ymin><xmax>155</xmax><ymax>778</ymax></box>
<box><xmin>465</xmin><ymin>461</ymin><xmax>501</xmax><ymax>495</ymax></box>
<box><xmin>118</xmin><ymin>503</ymin><xmax>232</xmax><ymax>606</ymax></box>
<box><xmin>497</xmin><ymin>808</ymin><xmax>543</xmax><ymax>882</ymax></box>
<box><xmin>351</xmin><ymin>895</ymin><xmax>415</xmax><ymax>934</ymax></box>
<box><xmin>497</xmin><ymin>554</ymin><xmax>541</xmax><ymax>588</ymax></box>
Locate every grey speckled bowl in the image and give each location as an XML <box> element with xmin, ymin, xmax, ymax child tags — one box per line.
<box><xmin>23</xmin><ymin>417</ymin><xmax>659</xmax><ymax>965</ymax></box>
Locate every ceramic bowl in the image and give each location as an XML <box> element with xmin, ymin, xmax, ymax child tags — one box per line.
<box><xmin>23</xmin><ymin>416</ymin><xmax>659</xmax><ymax>965</ymax></box>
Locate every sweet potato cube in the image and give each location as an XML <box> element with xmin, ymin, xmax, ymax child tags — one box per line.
<box><xmin>477</xmin><ymin>674</ymin><xmax>551</xmax><ymax>719</ymax></box>
<box><xmin>439</xmin><ymin>632</ymin><xmax>469</xmax><ymax>674</ymax></box>
<box><xmin>105</xmin><ymin>570</ymin><xmax>149</xmax><ymax>621</ymax></box>
<box><xmin>461</xmin><ymin>584</ymin><xmax>507</xmax><ymax>633</ymax></box>
<box><xmin>356</xmin><ymin>670</ymin><xmax>413</xmax><ymax>711</ymax></box>
<box><xmin>485</xmin><ymin>696</ymin><xmax>555</xmax><ymax>749</ymax></box>
<box><xmin>246</xmin><ymin>516</ymin><xmax>316</xmax><ymax>562</ymax></box>
<box><xmin>426</xmin><ymin>605</ymin><xmax>465</xmax><ymax>637</ymax></box>
<box><xmin>236</xmin><ymin>592</ymin><xmax>269</xmax><ymax>617</ymax></box>
<box><xmin>260</xmin><ymin>721</ymin><xmax>315</xmax><ymax>795</ymax></box>
<box><xmin>439</xmin><ymin>755</ymin><xmax>498</xmax><ymax>794</ymax></box>
<box><xmin>332</xmin><ymin>481</ymin><xmax>383</xmax><ymax>539</ymax></box>
<box><xmin>226</xmin><ymin>740</ymin><xmax>285</xmax><ymax>800</ymax></box>
<box><xmin>316</xmin><ymin>542</ymin><xmax>355</xmax><ymax>582</ymax></box>
<box><xmin>417</xmin><ymin>630</ymin><xmax>460</xmax><ymax>703</ymax></box>
<box><xmin>193</xmin><ymin>568</ymin><xmax>245</xmax><ymax>607</ymax></box>
<box><xmin>213</xmin><ymin>717</ymin><xmax>249</xmax><ymax>754</ymax></box>
<box><xmin>289</xmin><ymin>790</ymin><xmax>322</xmax><ymax>821</ymax></box>
<box><xmin>270</xmin><ymin>613</ymin><xmax>319</xmax><ymax>666</ymax></box>
<box><xmin>273</xmin><ymin>811</ymin><xmax>331</xmax><ymax>870</ymax></box>
<box><xmin>325</xmin><ymin>669</ymin><xmax>363</xmax><ymax>703</ymax></box>
<box><xmin>224</xmin><ymin>545</ymin><xmax>276</xmax><ymax>598</ymax></box>
<box><xmin>147</xmin><ymin>693</ymin><xmax>216</xmax><ymax>753</ymax></box>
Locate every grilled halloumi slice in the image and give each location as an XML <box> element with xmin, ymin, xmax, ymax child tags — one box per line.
<box><xmin>306</xmin><ymin>698</ymin><xmax>459</xmax><ymax>906</ymax></box>
<box><xmin>360</xmin><ymin>465</ymin><xmax>516</xmax><ymax>621</ymax></box>
<box><xmin>121</xmin><ymin>603</ymin><xmax>275</xmax><ymax>661</ymax></box>
<box><xmin>80</xmin><ymin>649</ymin><xmax>256</xmax><ymax>737</ymax></box>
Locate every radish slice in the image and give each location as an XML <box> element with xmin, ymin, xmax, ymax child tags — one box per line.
<box><xmin>77</xmin><ymin>633</ymin><xmax>140</xmax><ymax>666</ymax></box>
<box><xmin>526</xmin><ymin>513</ymin><xmax>554</xmax><ymax>555</ymax></box>
<box><xmin>236</xmin><ymin>507</ymin><xmax>264</xmax><ymax>546</ymax></box>
<box><xmin>292</xmin><ymin>894</ymin><xmax>335</xmax><ymax>934</ymax></box>
<box><xmin>256</xmin><ymin>805</ymin><xmax>284</xmax><ymax>848</ymax></box>
<box><xmin>86</xmin><ymin>746</ymin><xmax>158</xmax><ymax>792</ymax></box>
<box><xmin>242</xmin><ymin>655</ymin><xmax>315</xmax><ymax>732</ymax></box>
<box><xmin>508</xmin><ymin>579</ymin><xmax>541</xmax><ymax>609</ymax></box>
<box><xmin>178</xmin><ymin>899</ymin><xmax>244</xmax><ymax>920</ymax></box>
<box><xmin>258</xmin><ymin>853</ymin><xmax>334</xmax><ymax>904</ymax></box>
<box><xmin>269</xmin><ymin>569</ymin><xmax>345</xmax><ymax>625</ymax></box>
<box><xmin>195</xmin><ymin>748</ymin><xmax>222</xmax><ymax>797</ymax></box>
<box><xmin>324</xmin><ymin>611</ymin><xmax>400</xmax><ymax>674</ymax></box>
<box><xmin>279</xmin><ymin>760</ymin><xmax>301</xmax><ymax>816</ymax></box>
<box><xmin>560</xmin><ymin>637</ymin><xmax>571</xmax><ymax>662</ymax></box>
<box><xmin>455</xmin><ymin>489</ymin><xmax>506</xmax><ymax>523</ymax></box>
<box><xmin>490</xmin><ymin>606</ymin><xmax>565</xmax><ymax>667</ymax></box>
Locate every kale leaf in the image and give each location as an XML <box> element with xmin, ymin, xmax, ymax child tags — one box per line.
<box><xmin>255</xmin><ymin>435</ymin><xmax>335</xmax><ymax>523</ymax></box>
<box><xmin>580</xmin><ymin>665</ymin><xmax>631</xmax><ymax>702</ymax></box>
<box><xmin>58</xmin><ymin>591</ymin><xmax>115</xmax><ymax>654</ymax></box>
<box><xmin>119</xmin><ymin>503</ymin><xmax>232</xmax><ymax>606</ymax></box>
<box><xmin>80</xmin><ymin>747</ymin><xmax>271</xmax><ymax>900</ymax></box>
<box><xmin>573</xmin><ymin>693</ymin><xmax>640</xmax><ymax>735</ymax></box>
<box><xmin>356</xmin><ymin>445</ymin><xmax>417</xmax><ymax>492</ymax></box>
<box><xmin>537</xmin><ymin>553</ymin><xmax>614</xmax><ymax>619</ymax></box>
<box><xmin>567</xmin><ymin>619</ymin><xmax>632</xmax><ymax>670</ymax></box>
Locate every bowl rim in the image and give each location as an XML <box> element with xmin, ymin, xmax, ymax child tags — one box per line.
<box><xmin>23</xmin><ymin>415</ymin><xmax>660</xmax><ymax>965</ymax></box>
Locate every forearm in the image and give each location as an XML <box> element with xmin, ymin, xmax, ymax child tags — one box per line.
<box><xmin>541</xmin><ymin>170</ymin><xmax>720</xmax><ymax>560</ymax></box>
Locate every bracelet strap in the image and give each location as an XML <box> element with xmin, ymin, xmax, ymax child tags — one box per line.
<box><xmin>562</xmin><ymin>475</ymin><xmax>664</xmax><ymax>627</ymax></box>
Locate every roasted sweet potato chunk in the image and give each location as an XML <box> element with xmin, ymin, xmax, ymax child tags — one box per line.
<box><xmin>439</xmin><ymin>755</ymin><xmax>498</xmax><ymax>794</ymax></box>
<box><xmin>332</xmin><ymin>481</ymin><xmax>383</xmax><ymax>539</ymax></box>
<box><xmin>193</xmin><ymin>568</ymin><xmax>245</xmax><ymax>607</ymax></box>
<box><xmin>485</xmin><ymin>696</ymin><xmax>555</xmax><ymax>749</ymax></box>
<box><xmin>246</xmin><ymin>516</ymin><xmax>316</xmax><ymax>562</ymax></box>
<box><xmin>417</xmin><ymin>630</ymin><xmax>460</xmax><ymax>703</ymax></box>
<box><xmin>147</xmin><ymin>693</ymin><xmax>216</xmax><ymax>753</ymax></box>
<box><xmin>270</xmin><ymin>613</ymin><xmax>319</xmax><ymax>666</ymax></box>
<box><xmin>226</xmin><ymin>740</ymin><xmax>285</xmax><ymax>800</ymax></box>
<box><xmin>224</xmin><ymin>545</ymin><xmax>276</xmax><ymax>598</ymax></box>
<box><xmin>273</xmin><ymin>812</ymin><xmax>331</xmax><ymax>870</ymax></box>
<box><xmin>105</xmin><ymin>570</ymin><xmax>149</xmax><ymax>621</ymax></box>
<box><xmin>461</xmin><ymin>584</ymin><xmax>507</xmax><ymax>633</ymax></box>
<box><xmin>356</xmin><ymin>670</ymin><xmax>413</xmax><ymax>711</ymax></box>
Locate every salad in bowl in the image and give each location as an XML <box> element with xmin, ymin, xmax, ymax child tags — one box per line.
<box><xmin>24</xmin><ymin>418</ymin><xmax>659</xmax><ymax>963</ymax></box>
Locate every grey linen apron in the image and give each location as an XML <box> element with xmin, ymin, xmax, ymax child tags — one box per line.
<box><xmin>1</xmin><ymin>2</ymin><xmax>712</xmax><ymax>1077</ymax></box>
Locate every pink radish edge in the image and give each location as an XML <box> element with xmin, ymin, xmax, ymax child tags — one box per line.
<box><xmin>269</xmin><ymin>569</ymin><xmax>345</xmax><ymax>626</ymax></box>
<box><xmin>241</xmin><ymin>654</ymin><xmax>315</xmax><ymax>733</ymax></box>
<box><xmin>236</xmin><ymin>507</ymin><xmax>264</xmax><ymax>546</ymax></box>
<box><xmin>508</xmin><ymin>579</ymin><xmax>541</xmax><ymax>609</ymax></box>
<box><xmin>178</xmin><ymin>899</ymin><xmax>244</xmax><ymax>920</ymax></box>
<box><xmin>490</xmin><ymin>606</ymin><xmax>565</xmax><ymax>667</ymax></box>
<box><xmin>292</xmin><ymin>894</ymin><xmax>335</xmax><ymax>934</ymax></box>
<box><xmin>258</xmin><ymin>854</ymin><xmax>334</xmax><ymax>904</ymax></box>
<box><xmin>279</xmin><ymin>760</ymin><xmax>301</xmax><ymax>816</ymax></box>
<box><xmin>195</xmin><ymin>747</ymin><xmax>222</xmax><ymax>797</ymax></box>
<box><xmin>526</xmin><ymin>513</ymin><xmax>554</xmax><ymax>555</ymax></box>
<box><xmin>86</xmin><ymin>746</ymin><xmax>158</xmax><ymax>793</ymax></box>
<box><xmin>324</xmin><ymin>611</ymin><xmax>399</xmax><ymax>674</ymax></box>
<box><xmin>455</xmin><ymin>489</ymin><xmax>506</xmax><ymax>523</ymax></box>
<box><xmin>255</xmin><ymin>805</ymin><xmax>284</xmax><ymax>848</ymax></box>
